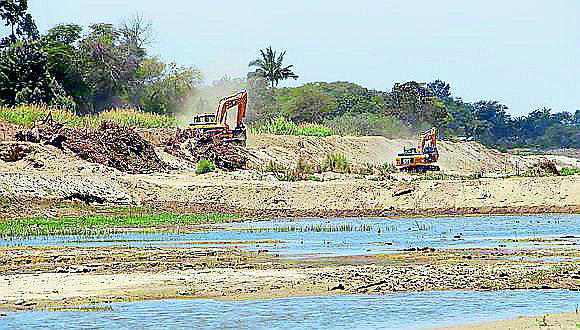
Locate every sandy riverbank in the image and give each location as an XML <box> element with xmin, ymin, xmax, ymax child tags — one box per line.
<box><xmin>440</xmin><ymin>311</ymin><xmax>580</xmax><ymax>329</ymax></box>
<box><xmin>1</xmin><ymin>246</ymin><xmax>578</xmax><ymax>310</ymax></box>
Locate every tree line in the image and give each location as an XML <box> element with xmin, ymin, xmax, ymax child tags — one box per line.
<box><xmin>0</xmin><ymin>0</ymin><xmax>201</xmax><ymax>113</ymax></box>
<box><xmin>1</xmin><ymin>1</ymin><xmax>577</xmax><ymax>149</ymax></box>
<box><xmin>249</xmin><ymin>78</ymin><xmax>579</xmax><ymax>149</ymax></box>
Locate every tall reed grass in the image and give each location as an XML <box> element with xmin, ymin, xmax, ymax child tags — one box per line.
<box><xmin>0</xmin><ymin>105</ymin><xmax>177</xmax><ymax>128</ymax></box>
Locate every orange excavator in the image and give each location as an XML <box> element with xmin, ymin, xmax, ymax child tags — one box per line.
<box><xmin>395</xmin><ymin>127</ymin><xmax>440</xmax><ymax>173</ymax></box>
<box><xmin>190</xmin><ymin>90</ymin><xmax>248</xmax><ymax>146</ymax></box>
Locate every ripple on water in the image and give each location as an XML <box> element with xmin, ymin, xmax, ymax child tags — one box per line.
<box><xmin>3</xmin><ymin>290</ymin><xmax>580</xmax><ymax>329</ymax></box>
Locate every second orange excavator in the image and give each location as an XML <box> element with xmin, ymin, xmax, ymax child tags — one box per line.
<box><xmin>395</xmin><ymin>127</ymin><xmax>441</xmax><ymax>173</ymax></box>
<box><xmin>190</xmin><ymin>90</ymin><xmax>248</xmax><ymax>146</ymax></box>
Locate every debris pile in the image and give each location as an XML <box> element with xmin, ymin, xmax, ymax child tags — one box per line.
<box><xmin>164</xmin><ymin>128</ymin><xmax>247</xmax><ymax>170</ymax></box>
<box><xmin>525</xmin><ymin>159</ymin><xmax>560</xmax><ymax>177</ymax></box>
<box><xmin>16</xmin><ymin>121</ymin><xmax>165</xmax><ymax>174</ymax></box>
<box><xmin>0</xmin><ymin>143</ymin><xmax>35</xmax><ymax>162</ymax></box>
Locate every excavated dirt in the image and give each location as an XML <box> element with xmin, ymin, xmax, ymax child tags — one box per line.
<box><xmin>245</xmin><ymin>134</ymin><xmax>535</xmax><ymax>175</ymax></box>
<box><xmin>163</xmin><ymin>128</ymin><xmax>247</xmax><ymax>171</ymax></box>
<box><xmin>0</xmin><ymin>131</ymin><xmax>578</xmax><ymax>216</ymax></box>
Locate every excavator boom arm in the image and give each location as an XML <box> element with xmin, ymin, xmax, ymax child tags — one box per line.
<box><xmin>417</xmin><ymin>128</ymin><xmax>438</xmax><ymax>152</ymax></box>
<box><xmin>215</xmin><ymin>90</ymin><xmax>248</xmax><ymax>128</ymax></box>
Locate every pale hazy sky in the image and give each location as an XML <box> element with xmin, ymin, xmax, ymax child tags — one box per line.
<box><xmin>9</xmin><ymin>1</ymin><xmax>580</xmax><ymax>115</ymax></box>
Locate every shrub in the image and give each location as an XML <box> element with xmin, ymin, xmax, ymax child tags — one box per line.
<box><xmin>296</xmin><ymin>123</ymin><xmax>334</xmax><ymax>137</ymax></box>
<box><xmin>196</xmin><ymin>159</ymin><xmax>216</xmax><ymax>175</ymax></box>
<box><xmin>255</xmin><ymin>116</ymin><xmax>297</xmax><ymax>135</ymax></box>
<box><xmin>560</xmin><ymin>167</ymin><xmax>580</xmax><ymax>176</ymax></box>
<box><xmin>322</xmin><ymin>153</ymin><xmax>351</xmax><ymax>174</ymax></box>
<box><xmin>377</xmin><ymin>163</ymin><xmax>396</xmax><ymax>176</ymax></box>
<box><xmin>252</xmin><ymin>116</ymin><xmax>334</xmax><ymax>137</ymax></box>
<box><xmin>270</xmin><ymin>157</ymin><xmax>316</xmax><ymax>181</ymax></box>
<box><xmin>352</xmin><ymin>163</ymin><xmax>374</xmax><ymax>176</ymax></box>
<box><xmin>323</xmin><ymin>113</ymin><xmax>412</xmax><ymax>137</ymax></box>
<box><xmin>283</xmin><ymin>157</ymin><xmax>315</xmax><ymax>181</ymax></box>
<box><xmin>96</xmin><ymin>108</ymin><xmax>177</xmax><ymax>128</ymax></box>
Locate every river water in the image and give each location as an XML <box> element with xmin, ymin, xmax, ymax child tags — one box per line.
<box><xmin>2</xmin><ymin>290</ymin><xmax>579</xmax><ymax>329</ymax></box>
<box><xmin>2</xmin><ymin>214</ymin><xmax>578</xmax><ymax>258</ymax></box>
<box><xmin>1</xmin><ymin>215</ymin><xmax>579</xmax><ymax>328</ymax></box>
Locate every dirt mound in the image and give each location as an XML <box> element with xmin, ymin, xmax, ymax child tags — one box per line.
<box><xmin>164</xmin><ymin>128</ymin><xmax>247</xmax><ymax>171</ymax></box>
<box><xmin>15</xmin><ymin>122</ymin><xmax>165</xmax><ymax>174</ymax></box>
<box><xmin>245</xmin><ymin>134</ymin><xmax>533</xmax><ymax>175</ymax></box>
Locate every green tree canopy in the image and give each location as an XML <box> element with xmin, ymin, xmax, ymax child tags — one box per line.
<box><xmin>249</xmin><ymin>47</ymin><xmax>298</xmax><ymax>88</ymax></box>
<box><xmin>0</xmin><ymin>0</ymin><xmax>38</xmax><ymax>47</ymax></box>
<box><xmin>0</xmin><ymin>41</ymin><xmax>70</xmax><ymax>107</ymax></box>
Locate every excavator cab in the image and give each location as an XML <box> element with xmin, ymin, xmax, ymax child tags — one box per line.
<box><xmin>192</xmin><ymin>114</ymin><xmax>217</xmax><ymax>125</ymax></box>
<box><xmin>190</xmin><ymin>90</ymin><xmax>248</xmax><ymax>146</ymax></box>
<box><xmin>396</xmin><ymin>128</ymin><xmax>440</xmax><ymax>173</ymax></box>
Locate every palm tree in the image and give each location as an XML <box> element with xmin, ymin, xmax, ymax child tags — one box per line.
<box><xmin>249</xmin><ymin>47</ymin><xmax>298</xmax><ymax>88</ymax></box>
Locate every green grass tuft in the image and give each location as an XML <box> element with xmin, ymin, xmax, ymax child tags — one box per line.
<box><xmin>560</xmin><ymin>167</ymin><xmax>580</xmax><ymax>176</ymax></box>
<box><xmin>322</xmin><ymin>153</ymin><xmax>351</xmax><ymax>174</ymax></box>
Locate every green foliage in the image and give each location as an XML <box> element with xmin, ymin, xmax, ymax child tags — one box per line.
<box><xmin>94</xmin><ymin>108</ymin><xmax>177</xmax><ymax>128</ymax></box>
<box><xmin>250</xmin><ymin>78</ymin><xmax>579</xmax><ymax>150</ymax></box>
<box><xmin>0</xmin><ymin>9</ymin><xmax>202</xmax><ymax>114</ymax></box>
<box><xmin>560</xmin><ymin>168</ymin><xmax>580</xmax><ymax>176</ymax></box>
<box><xmin>1</xmin><ymin>5</ymin><xmax>576</xmax><ymax>150</ymax></box>
<box><xmin>0</xmin><ymin>0</ymin><xmax>38</xmax><ymax>46</ymax></box>
<box><xmin>0</xmin><ymin>105</ymin><xmax>176</xmax><ymax>128</ymax></box>
<box><xmin>322</xmin><ymin>153</ymin><xmax>351</xmax><ymax>174</ymax></box>
<box><xmin>249</xmin><ymin>46</ymin><xmax>298</xmax><ymax>88</ymax></box>
<box><xmin>252</xmin><ymin>116</ymin><xmax>334</xmax><ymax>137</ymax></box>
<box><xmin>0</xmin><ymin>41</ymin><xmax>71</xmax><ymax>107</ymax></box>
<box><xmin>276</xmin><ymin>83</ymin><xmax>337</xmax><ymax>122</ymax></box>
<box><xmin>295</xmin><ymin>123</ymin><xmax>334</xmax><ymax>137</ymax></box>
<box><xmin>41</xmin><ymin>24</ymin><xmax>87</xmax><ymax>107</ymax></box>
<box><xmin>325</xmin><ymin>113</ymin><xmax>412</xmax><ymax>137</ymax></box>
<box><xmin>0</xmin><ymin>213</ymin><xmax>236</xmax><ymax>237</ymax></box>
<box><xmin>132</xmin><ymin>58</ymin><xmax>202</xmax><ymax>114</ymax></box>
<box><xmin>196</xmin><ymin>159</ymin><xmax>216</xmax><ymax>175</ymax></box>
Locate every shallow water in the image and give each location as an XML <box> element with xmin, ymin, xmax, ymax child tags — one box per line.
<box><xmin>2</xmin><ymin>214</ymin><xmax>578</xmax><ymax>258</ymax></box>
<box><xmin>3</xmin><ymin>290</ymin><xmax>579</xmax><ymax>329</ymax></box>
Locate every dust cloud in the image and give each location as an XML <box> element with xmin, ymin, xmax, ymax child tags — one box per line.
<box><xmin>175</xmin><ymin>76</ymin><xmax>246</xmax><ymax>127</ymax></box>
